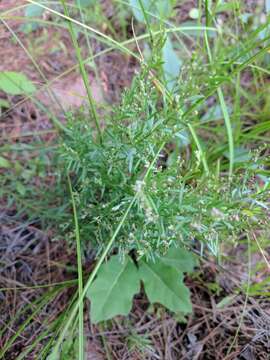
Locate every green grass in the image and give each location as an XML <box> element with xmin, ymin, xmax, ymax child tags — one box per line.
<box><xmin>0</xmin><ymin>0</ymin><xmax>270</xmax><ymax>358</ymax></box>
<box><xmin>67</xmin><ymin>173</ymin><xmax>84</xmax><ymax>360</ymax></box>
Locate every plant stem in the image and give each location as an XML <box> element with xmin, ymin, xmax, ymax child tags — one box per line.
<box><xmin>68</xmin><ymin>174</ymin><xmax>84</xmax><ymax>360</ymax></box>
<box><xmin>60</xmin><ymin>0</ymin><xmax>102</xmax><ymax>143</ymax></box>
<box><xmin>50</xmin><ymin>142</ymin><xmax>165</xmax><ymax>356</ymax></box>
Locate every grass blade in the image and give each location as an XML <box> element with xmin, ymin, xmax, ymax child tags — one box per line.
<box><xmin>217</xmin><ymin>87</ymin><xmax>234</xmax><ymax>177</ymax></box>
<box><xmin>60</xmin><ymin>0</ymin><xmax>102</xmax><ymax>143</ymax></box>
<box><xmin>67</xmin><ymin>174</ymin><xmax>84</xmax><ymax>360</ymax></box>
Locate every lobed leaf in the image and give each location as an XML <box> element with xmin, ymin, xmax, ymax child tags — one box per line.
<box><xmin>87</xmin><ymin>256</ymin><xmax>140</xmax><ymax>323</ymax></box>
<box><xmin>160</xmin><ymin>247</ymin><xmax>197</xmax><ymax>273</ymax></box>
<box><xmin>139</xmin><ymin>259</ymin><xmax>192</xmax><ymax>313</ymax></box>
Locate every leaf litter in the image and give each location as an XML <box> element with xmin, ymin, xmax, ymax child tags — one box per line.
<box><xmin>0</xmin><ymin>0</ymin><xmax>270</xmax><ymax>359</ymax></box>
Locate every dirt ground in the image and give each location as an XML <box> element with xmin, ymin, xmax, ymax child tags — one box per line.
<box><xmin>0</xmin><ymin>1</ymin><xmax>270</xmax><ymax>359</ymax></box>
<box><xmin>0</xmin><ymin>0</ymin><xmax>136</xmax><ymax>137</ymax></box>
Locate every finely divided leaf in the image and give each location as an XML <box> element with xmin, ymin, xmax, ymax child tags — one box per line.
<box><xmin>87</xmin><ymin>256</ymin><xmax>140</xmax><ymax>323</ymax></box>
<box><xmin>0</xmin><ymin>72</ymin><xmax>36</xmax><ymax>95</ymax></box>
<box><xmin>160</xmin><ymin>247</ymin><xmax>197</xmax><ymax>273</ymax></box>
<box><xmin>139</xmin><ymin>259</ymin><xmax>192</xmax><ymax>313</ymax></box>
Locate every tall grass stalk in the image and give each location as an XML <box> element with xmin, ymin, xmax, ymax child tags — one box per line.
<box><xmin>60</xmin><ymin>0</ymin><xmax>102</xmax><ymax>143</ymax></box>
<box><xmin>67</xmin><ymin>174</ymin><xmax>84</xmax><ymax>360</ymax></box>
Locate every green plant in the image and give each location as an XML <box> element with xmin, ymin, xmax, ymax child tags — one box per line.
<box><xmin>0</xmin><ymin>71</ymin><xmax>36</xmax><ymax>95</ymax></box>
<box><xmin>21</xmin><ymin>3</ymin><xmax>45</xmax><ymax>33</ymax></box>
<box><xmin>58</xmin><ymin>53</ymin><xmax>269</xmax><ymax>324</ymax></box>
<box><xmin>1</xmin><ymin>0</ymin><xmax>270</xmax><ymax>358</ymax></box>
<box><xmin>87</xmin><ymin>247</ymin><xmax>196</xmax><ymax>323</ymax></box>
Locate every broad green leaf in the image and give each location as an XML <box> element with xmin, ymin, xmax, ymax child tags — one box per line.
<box><xmin>224</xmin><ymin>147</ymin><xmax>251</xmax><ymax>163</ymax></box>
<box><xmin>46</xmin><ymin>351</ymin><xmax>59</xmax><ymax>360</ymax></box>
<box><xmin>216</xmin><ymin>1</ymin><xmax>235</xmax><ymax>12</ymax></box>
<box><xmin>129</xmin><ymin>0</ymin><xmax>153</xmax><ymax>22</ymax></box>
<box><xmin>266</xmin><ymin>0</ymin><xmax>270</xmax><ymax>13</ymax></box>
<box><xmin>16</xmin><ymin>182</ymin><xmax>26</xmax><ymax>196</ymax></box>
<box><xmin>0</xmin><ymin>99</ymin><xmax>9</xmax><ymax>108</ymax></box>
<box><xmin>175</xmin><ymin>129</ymin><xmax>190</xmax><ymax>148</ymax></box>
<box><xmin>139</xmin><ymin>259</ymin><xmax>192</xmax><ymax>313</ymax></box>
<box><xmin>129</xmin><ymin>0</ymin><xmax>173</xmax><ymax>22</ymax></box>
<box><xmin>156</xmin><ymin>1</ymin><xmax>173</xmax><ymax>17</ymax></box>
<box><xmin>87</xmin><ymin>256</ymin><xmax>140</xmax><ymax>323</ymax></box>
<box><xmin>0</xmin><ymin>156</ymin><xmax>11</xmax><ymax>168</ymax></box>
<box><xmin>201</xmin><ymin>104</ymin><xmax>223</xmax><ymax>123</ymax></box>
<box><xmin>201</xmin><ymin>103</ymin><xmax>233</xmax><ymax>123</ymax></box>
<box><xmin>216</xmin><ymin>295</ymin><xmax>237</xmax><ymax>309</ymax></box>
<box><xmin>259</xmin><ymin>28</ymin><xmax>270</xmax><ymax>41</ymax></box>
<box><xmin>239</xmin><ymin>13</ymin><xmax>252</xmax><ymax>23</ymax></box>
<box><xmin>161</xmin><ymin>247</ymin><xmax>197</xmax><ymax>273</ymax></box>
<box><xmin>25</xmin><ymin>4</ymin><xmax>44</xmax><ymax>17</ymax></box>
<box><xmin>22</xmin><ymin>4</ymin><xmax>45</xmax><ymax>33</ymax></box>
<box><xmin>0</xmin><ymin>72</ymin><xmax>36</xmax><ymax>95</ymax></box>
<box><xmin>76</xmin><ymin>0</ymin><xmax>96</xmax><ymax>7</ymax></box>
<box><xmin>162</xmin><ymin>37</ymin><xmax>182</xmax><ymax>89</ymax></box>
<box><xmin>0</xmin><ymin>99</ymin><xmax>9</xmax><ymax>116</ymax></box>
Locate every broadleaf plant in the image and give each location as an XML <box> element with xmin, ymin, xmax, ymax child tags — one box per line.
<box><xmin>87</xmin><ymin>246</ymin><xmax>195</xmax><ymax>323</ymax></box>
<box><xmin>129</xmin><ymin>0</ymin><xmax>181</xmax><ymax>88</ymax></box>
<box><xmin>162</xmin><ymin>37</ymin><xmax>182</xmax><ymax>89</ymax></box>
<box><xmin>21</xmin><ymin>4</ymin><xmax>45</xmax><ymax>33</ymax></box>
<box><xmin>25</xmin><ymin>4</ymin><xmax>45</xmax><ymax>17</ymax></box>
<box><xmin>88</xmin><ymin>255</ymin><xmax>140</xmax><ymax>323</ymax></box>
<box><xmin>139</xmin><ymin>259</ymin><xmax>192</xmax><ymax>314</ymax></box>
<box><xmin>0</xmin><ymin>71</ymin><xmax>36</xmax><ymax>95</ymax></box>
<box><xmin>129</xmin><ymin>0</ymin><xmax>155</xmax><ymax>22</ymax></box>
<box><xmin>76</xmin><ymin>0</ymin><xmax>96</xmax><ymax>7</ymax></box>
<box><xmin>129</xmin><ymin>0</ymin><xmax>175</xmax><ymax>21</ymax></box>
<box><xmin>160</xmin><ymin>246</ymin><xmax>197</xmax><ymax>273</ymax></box>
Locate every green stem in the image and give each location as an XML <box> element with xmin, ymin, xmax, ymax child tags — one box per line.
<box><xmin>188</xmin><ymin>123</ymin><xmax>209</xmax><ymax>175</ymax></box>
<box><xmin>68</xmin><ymin>174</ymin><xmax>84</xmax><ymax>360</ymax></box>
<box><xmin>60</xmin><ymin>0</ymin><xmax>102</xmax><ymax>143</ymax></box>
<box><xmin>204</xmin><ymin>9</ymin><xmax>234</xmax><ymax>178</ymax></box>
<box><xmin>137</xmin><ymin>0</ymin><xmax>153</xmax><ymax>44</ymax></box>
<box><xmin>51</xmin><ymin>142</ymin><xmax>165</xmax><ymax>356</ymax></box>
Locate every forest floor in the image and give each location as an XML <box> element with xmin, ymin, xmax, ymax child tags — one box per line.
<box><xmin>0</xmin><ymin>1</ymin><xmax>270</xmax><ymax>359</ymax></box>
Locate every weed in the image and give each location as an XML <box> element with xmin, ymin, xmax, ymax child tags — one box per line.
<box><xmin>0</xmin><ymin>0</ymin><xmax>270</xmax><ymax>358</ymax></box>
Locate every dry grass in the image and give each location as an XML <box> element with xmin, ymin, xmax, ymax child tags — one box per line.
<box><xmin>0</xmin><ymin>0</ymin><xmax>270</xmax><ymax>359</ymax></box>
<box><xmin>1</xmin><ymin>212</ymin><xmax>269</xmax><ymax>359</ymax></box>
